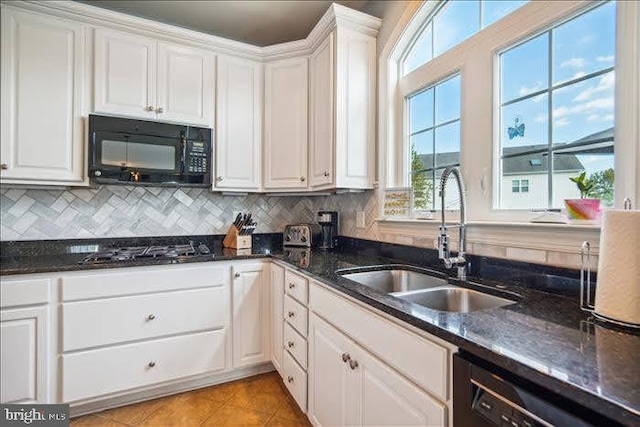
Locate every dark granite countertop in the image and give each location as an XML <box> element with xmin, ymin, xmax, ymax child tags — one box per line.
<box><xmin>1</xmin><ymin>235</ymin><xmax>638</xmax><ymax>426</ymax></box>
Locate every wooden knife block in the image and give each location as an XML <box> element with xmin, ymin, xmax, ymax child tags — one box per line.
<box><xmin>223</xmin><ymin>226</ymin><xmax>252</xmax><ymax>250</ymax></box>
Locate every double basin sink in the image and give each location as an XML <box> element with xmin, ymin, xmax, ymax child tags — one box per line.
<box><xmin>338</xmin><ymin>266</ymin><xmax>519</xmax><ymax>313</ymax></box>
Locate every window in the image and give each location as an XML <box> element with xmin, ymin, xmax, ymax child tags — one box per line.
<box><xmin>499</xmin><ymin>2</ymin><xmax>616</xmax><ymax>209</ymax></box>
<box><xmin>383</xmin><ymin>0</ymin><xmax>637</xmax><ymax>226</ymax></box>
<box><xmin>408</xmin><ymin>74</ymin><xmax>461</xmax><ymax>211</ymax></box>
<box><xmin>511</xmin><ymin>179</ymin><xmax>530</xmax><ymax>193</ymax></box>
<box><xmin>403</xmin><ymin>0</ymin><xmax>527</xmax><ymax>75</ymax></box>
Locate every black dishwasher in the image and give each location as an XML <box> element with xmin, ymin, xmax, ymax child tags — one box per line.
<box><xmin>453</xmin><ymin>352</ymin><xmax>622</xmax><ymax>427</ymax></box>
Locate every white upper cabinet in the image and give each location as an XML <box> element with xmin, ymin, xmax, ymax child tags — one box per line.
<box><xmin>309</xmin><ymin>28</ymin><xmax>377</xmax><ymax>190</ymax></box>
<box><xmin>263</xmin><ymin>57</ymin><xmax>309</xmax><ymax>190</ymax></box>
<box><xmin>0</xmin><ymin>8</ymin><xmax>86</xmax><ymax>185</ymax></box>
<box><xmin>215</xmin><ymin>55</ymin><xmax>262</xmax><ymax>191</ymax></box>
<box><xmin>309</xmin><ymin>33</ymin><xmax>335</xmax><ymax>188</ymax></box>
<box><xmin>94</xmin><ymin>28</ymin><xmax>214</xmax><ymax>126</ymax></box>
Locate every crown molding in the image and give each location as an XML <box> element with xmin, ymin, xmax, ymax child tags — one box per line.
<box><xmin>3</xmin><ymin>0</ymin><xmax>381</xmax><ymax>62</ymax></box>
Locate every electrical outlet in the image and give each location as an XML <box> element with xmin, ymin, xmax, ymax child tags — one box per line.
<box><xmin>356</xmin><ymin>211</ymin><xmax>366</xmax><ymax>229</ymax></box>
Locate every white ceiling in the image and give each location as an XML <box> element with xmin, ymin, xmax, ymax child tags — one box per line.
<box><xmin>76</xmin><ymin>1</ymin><xmax>383</xmax><ymax>46</ymax></box>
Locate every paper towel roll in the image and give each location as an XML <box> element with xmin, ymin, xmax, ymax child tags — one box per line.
<box><xmin>595</xmin><ymin>210</ymin><xmax>640</xmax><ymax>326</ymax></box>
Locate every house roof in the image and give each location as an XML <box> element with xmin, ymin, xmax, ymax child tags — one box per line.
<box><xmin>415</xmin><ymin>145</ymin><xmax>584</xmax><ymax>175</ymax></box>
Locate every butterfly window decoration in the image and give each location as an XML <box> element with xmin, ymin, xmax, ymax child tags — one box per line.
<box><xmin>508</xmin><ymin>117</ymin><xmax>525</xmax><ymax>140</ymax></box>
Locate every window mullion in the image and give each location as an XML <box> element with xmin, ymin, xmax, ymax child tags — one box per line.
<box><xmin>547</xmin><ymin>29</ymin><xmax>554</xmax><ymax>209</ymax></box>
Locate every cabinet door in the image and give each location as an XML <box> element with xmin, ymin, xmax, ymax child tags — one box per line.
<box><xmin>232</xmin><ymin>263</ymin><xmax>270</xmax><ymax>368</ymax></box>
<box><xmin>271</xmin><ymin>264</ymin><xmax>285</xmax><ymax>375</ymax></box>
<box><xmin>94</xmin><ymin>28</ymin><xmax>156</xmax><ymax>119</ymax></box>
<box><xmin>0</xmin><ymin>9</ymin><xmax>85</xmax><ymax>184</ymax></box>
<box><xmin>334</xmin><ymin>28</ymin><xmax>376</xmax><ymax>189</ymax></box>
<box><xmin>308</xmin><ymin>314</ymin><xmax>353</xmax><ymax>427</ymax></box>
<box><xmin>215</xmin><ymin>55</ymin><xmax>262</xmax><ymax>190</ymax></box>
<box><xmin>356</xmin><ymin>345</ymin><xmax>447</xmax><ymax>426</ymax></box>
<box><xmin>156</xmin><ymin>43</ymin><xmax>214</xmax><ymax>126</ymax></box>
<box><xmin>1</xmin><ymin>306</ymin><xmax>49</xmax><ymax>404</ymax></box>
<box><xmin>309</xmin><ymin>32</ymin><xmax>335</xmax><ymax>188</ymax></box>
<box><xmin>264</xmin><ymin>57</ymin><xmax>309</xmax><ymax>189</ymax></box>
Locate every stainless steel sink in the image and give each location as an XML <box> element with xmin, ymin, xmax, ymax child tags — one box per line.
<box><xmin>339</xmin><ymin>267</ymin><xmax>447</xmax><ymax>293</ymax></box>
<box><xmin>393</xmin><ymin>286</ymin><xmax>516</xmax><ymax>312</ymax></box>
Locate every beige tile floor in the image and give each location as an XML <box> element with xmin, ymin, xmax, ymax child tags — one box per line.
<box><xmin>70</xmin><ymin>372</ymin><xmax>311</xmax><ymax>426</ymax></box>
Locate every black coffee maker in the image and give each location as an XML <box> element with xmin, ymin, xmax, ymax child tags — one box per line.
<box><xmin>317</xmin><ymin>211</ymin><xmax>338</xmax><ymax>249</ymax></box>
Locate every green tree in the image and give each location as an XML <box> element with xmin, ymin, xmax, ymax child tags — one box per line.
<box><xmin>411</xmin><ymin>146</ymin><xmax>432</xmax><ymax>210</ymax></box>
<box><xmin>588</xmin><ymin>168</ymin><xmax>614</xmax><ymax>206</ymax></box>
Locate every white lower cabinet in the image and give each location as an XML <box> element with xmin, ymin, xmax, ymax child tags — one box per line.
<box><xmin>0</xmin><ymin>277</ymin><xmax>51</xmax><ymax>404</ymax></box>
<box><xmin>309</xmin><ymin>313</ymin><xmax>447</xmax><ymax>427</ymax></box>
<box><xmin>0</xmin><ymin>306</ymin><xmax>49</xmax><ymax>404</ymax></box>
<box><xmin>307</xmin><ymin>280</ymin><xmax>452</xmax><ymax>426</ymax></box>
<box><xmin>271</xmin><ymin>263</ymin><xmax>285</xmax><ymax>374</ymax></box>
<box><xmin>59</xmin><ymin>263</ymin><xmax>233</xmax><ymax>403</ymax></box>
<box><xmin>232</xmin><ymin>262</ymin><xmax>271</xmax><ymax>368</ymax></box>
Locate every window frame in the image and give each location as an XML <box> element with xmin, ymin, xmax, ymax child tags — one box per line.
<box><xmin>380</xmin><ymin>0</ymin><xmax>638</xmax><ymax>226</ymax></box>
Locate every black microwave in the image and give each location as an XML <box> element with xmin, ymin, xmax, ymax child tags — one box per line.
<box><xmin>88</xmin><ymin>115</ymin><xmax>212</xmax><ymax>187</ymax></box>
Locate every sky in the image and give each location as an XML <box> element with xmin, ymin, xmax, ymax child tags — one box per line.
<box><xmin>406</xmin><ymin>0</ymin><xmax>616</xmax><ymax>204</ymax></box>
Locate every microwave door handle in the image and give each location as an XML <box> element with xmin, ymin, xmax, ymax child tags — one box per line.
<box><xmin>180</xmin><ymin>133</ymin><xmax>186</xmax><ymax>175</ymax></box>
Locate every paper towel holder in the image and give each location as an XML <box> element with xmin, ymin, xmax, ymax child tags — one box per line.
<box><xmin>580</xmin><ymin>240</ymin><xmax>640</xmax><ymax>330</ymax></box>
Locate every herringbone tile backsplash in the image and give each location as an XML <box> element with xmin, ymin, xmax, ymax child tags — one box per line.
<box><xmin>0</xmin><ymin>186</ymin><xmax>318</xmax><ymax>240</ymax></box>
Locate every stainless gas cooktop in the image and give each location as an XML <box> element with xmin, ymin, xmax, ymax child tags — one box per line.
<box><xmin>79</xmin><ymin>242</ymin><xmax>211</xmax><ymax>264</ymax></box>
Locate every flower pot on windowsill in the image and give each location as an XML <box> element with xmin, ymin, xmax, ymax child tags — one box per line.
<box><xmin>564</xmin><ymin>198</ymin><xmax>601</xmax><ymax>220</ymax></box>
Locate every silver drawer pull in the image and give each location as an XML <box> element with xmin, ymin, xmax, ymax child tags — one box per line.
<box><xmin>155</xmin><ymin>107</ymin><xmax>164</xmax><ymax>113</ymax></box>
<box><xmin>287</xmin><ymin>375</ymin><xmax>294</xmax><ymax>383</ymax></box>
<box><xmin>287</xmin><ymin>340</ymin><xmax>295</xmax><ymax>348</ymax></box>
<box><xmin>349</xmin><ymin>359</ymin><xmax>359</xmax><ymax>370</ymax></box>
<box><xmin>0</xmin><ymin>163</ymin><xmax>7</xmax><ymax>170</ymax></box>
<box><xmin>148</xmin><ymin>361</ymin><xmax>156</xmax><ymax>368</ymax></box>
<box><xmin>287</xmin><ymin>311</ymin><xmax>295</xmax><ymax>318</ymax></box>
<box><xmin>289</xmin><ymin>283</ymin><xmax>296</xmax><ymax>289</ymax></box>
<box><xmin>234</xmin><ymin>272</ymin><xmax>241</xmax><ymax>278</ymax></box>
<box><xmin>341</xmin><ymin>353</ymin><xmax>351</xmax><ymax>363</ymax></box>
<box><xmin>147</xmin><ymin>314</ymin><xmax>156</xmax><ymax>321</ymax></box>
<box><xmin>323</xmin><ymin>171</ymin><xmax>329</xmax><ymax>177</ymax></box>
<box><xmin>145</xmin><ymin>106</ymin><xmax>154</xmax><ymax>112</ymax></box>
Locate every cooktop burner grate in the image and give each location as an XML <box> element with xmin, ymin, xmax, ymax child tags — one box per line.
<box><xmin>80</xmin><ymin>242</ymin><xmax>205</xmax><ymax>264</ymax></box>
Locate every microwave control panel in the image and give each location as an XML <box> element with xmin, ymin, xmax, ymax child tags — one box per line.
<box><xmin>186</xmin><ymin>140</ymin><xmax>208</xmax><ymax>174</ymax></box>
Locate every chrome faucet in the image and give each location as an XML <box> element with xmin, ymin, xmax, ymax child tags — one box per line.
<box><xmin>437</xmin><ymin>166</ymin><xmax>467</xmax><ymax>281</ymax></box>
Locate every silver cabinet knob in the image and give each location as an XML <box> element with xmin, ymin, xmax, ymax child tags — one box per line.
<box><xmin>147</xmin><ymin>314</ymin><xmax>156</xmax><ymax>321</ymax></box>
<box><xmin>0</xmin><ymin>163</ymin><xmax>7</xmax><ymax>170</ymax></box>
<box><xmin>216</xmin><ymin>176</ymin><xmax>224</xmax><ymax>182</ymax></box>
<box><xmin>323</xmin><ymin>171</ymin><xmax>329</xmax><ymax>177</ymax></box>
<box><xmin>289</xmin><ymin>283</ymin><xmax>295</xmax><ymax>289</ymax></box>
<box><xmin>287</xmin><ymin>340</ymin><xmax>294</xmax><ymax>348</ymax></box>
<box><xmin>287</xmin><ymin>375</ymin><xmax>294</xmax><ymax>383</ymax></box>
<box><xmin>234</xmin><ymin>272</ymin><xmax>241</xmax><ymax>278</ymax></box>
<box><xmin>300</xmin><ymin>177</ymin><xmax>306</xmax><ymax>182</ymax></box>
<box><xmin>287</xmin><ymin>311</ymin><xmax>295</xmax><ymax>318</ymax></box>
<box><xmin>148</xmin><ymin>361</ymin><xmax>156</xmax><ymax>368</ymax></box>
<box><xmin>155</xmin><ymin>107</ymin><xmax>164</xmax><ymax>113</ymax></box>
<box><xmin>145</xmin><ymin>106</ymin><xmax>154</xmax><ymax>112</ymax></box>
<box><xmin>341</xmin><ymin>353</ymin><xmax>351</xmax><ymax>363</ymax></box>
<box><xmin>349</xmin><ymin>359</ymin><xmax>359</xmax><ymax>370</ymax></box>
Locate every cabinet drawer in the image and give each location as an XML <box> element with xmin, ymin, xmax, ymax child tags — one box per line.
<box><xmin>310</xmin><ymin>282</ymin><xmax>449</xmax><ymax>401</ymax></box>
<box><xmin>284</xmin><ymin>322</ymin><xmax>307</xmax><ymax>369</ymax></box>
<box><xmin>1</xmin><ymin>278</ymin><xmax>50</xmax><ymax>308</ymax></box>
<box><xmin>283</xmin><ymin>350</ymin><xmax>307</xmax><ymax>412</ymax></box>
<box><xmin>284</xmin><ymin>294</ymin><xmax>308</xmax><ymax>338</ymax></box>
<box><xmin>63</xmin><ymin>287</ymin><xmax>228</xmax><ymax>351</ymax></box>
<box><xmin>284</xmin><ymin>270</ymin><xmax>309</xmax><ymax>304</ymax></box>
<box><xmin>63</xmin><ymin>329</ymin><xmax>226</xmax><ymax>402</ymax></box>
<box><xmin>62</xmin><ymin>264</ymin><xmax>228</xmax><ymax>301</ymax></box>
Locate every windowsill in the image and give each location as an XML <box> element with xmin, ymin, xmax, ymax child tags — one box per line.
<box><xmin>377</xmin><ymin>217</ymin><xmax>601</xmax><ymax>230</ymax></box>
<box><xmin>376</xmin><ymin>217</ymin><xmax>601</xmax><ymax>254</ymax></box>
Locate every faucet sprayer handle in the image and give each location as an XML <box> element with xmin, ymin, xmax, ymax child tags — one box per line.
<box><xmin>438</xmin><ymin>234</ymin><xmax>450</xmax><ymax>260</ymax></box>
